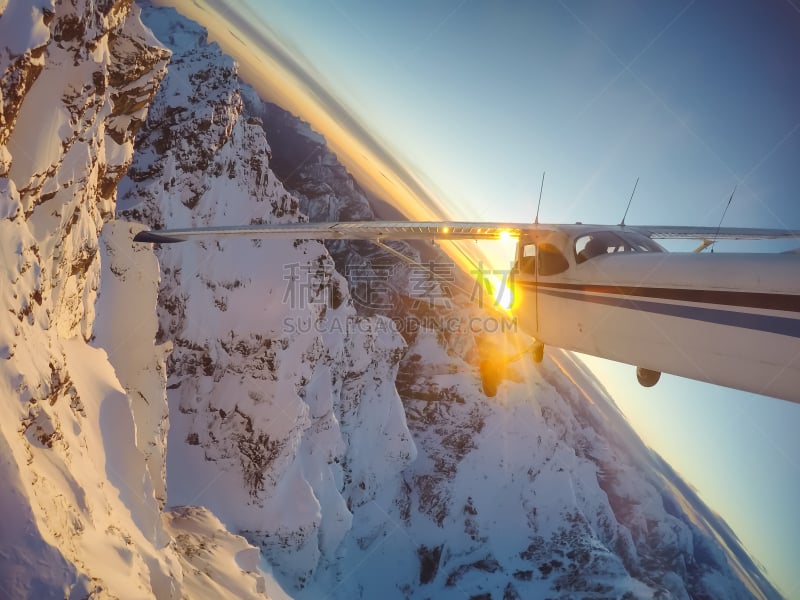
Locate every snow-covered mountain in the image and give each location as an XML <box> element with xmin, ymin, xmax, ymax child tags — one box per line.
<box><xmin>0</xmin><ymin>1</ymin><xmax>782</xmax><ymax>599</ymax></box>
<box><xmin>0</xmin><ymin>2</ymin><xmax>267</xmax><ymax>598</ymax></box>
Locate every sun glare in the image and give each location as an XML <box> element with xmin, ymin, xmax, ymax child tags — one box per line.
<box><xmin>468</xmin><ymin>236</ymin><xmax>519</xmax><ymax>312</ymax></box>
<box><xmin>495</xmin><ymin>282</ymin><xmax>514</xmax><ymax>310</ymax></box>
<box><xmin>486</xmin><ymin>273</ymin><xmax>514</xmax><ymax>311</ymax></box>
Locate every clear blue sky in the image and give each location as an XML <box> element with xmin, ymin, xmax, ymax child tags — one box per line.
<box><xmin>165</xmin><ymin>0</ymin><xmax>800</xmax><ymax>595</ymax></box>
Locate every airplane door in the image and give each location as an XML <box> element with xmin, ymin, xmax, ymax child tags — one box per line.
<box><xmin>516</xmin><ymin>241</ymin><xmax>539</xmax><ymax>336</ymax></box>
<box><xmin>532</xmin><ymin>241</ymin><xmax>570</xmax><ymax>346</ymax></box>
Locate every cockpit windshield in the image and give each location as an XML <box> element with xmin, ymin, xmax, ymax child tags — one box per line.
<box><xmin>575</xmin><ymin>230</ymin><xmax>664</xmax><ymax>264</ymax></box>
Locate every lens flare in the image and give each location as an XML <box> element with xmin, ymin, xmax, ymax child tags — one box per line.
<box><xmin>487</xmin><ymin>274</ymin><xmax>514</xmax><ymax>311</ymax></box>
<box><xmin>496</xmin><ymin>283</ymin><xmax>514</xmax><ymax>310</ymax></box>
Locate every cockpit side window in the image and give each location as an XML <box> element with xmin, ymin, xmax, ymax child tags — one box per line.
<box><xmin>576</xmin><ymin>233</ymin><xmax>616</xmax><ymax>263</ymax></box>
<box><xmin>575</xmin><ymin>231</ymin><xmax>663</xmax><ymax>264</ymax></box>
<box><xmin>538</xmin><ymin>243</ymin><xmax>569</xmax><ymax>276</ymax></box>
<box><xmin>624</xmin><ymin>231</ymin><xmax>666</xmax><ymax>252</ymax></box>
<box><xmin>518</xmin><ymin>243</ymin><xmax>537</xmax><ymax>275</ymax></box>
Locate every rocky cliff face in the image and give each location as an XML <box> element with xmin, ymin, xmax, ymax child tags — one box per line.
<box><xmin>118</xmin><ymin>4</ymin><xmax>417</xmax><ymax>591</ymax></box>
<box><xmin>0</xmin><ymin>2</ymin><xmax>268</xmax><ymax>598</ymax></box>
<box><xmin>0</xmin><ymin>1</ymin><xmax>782</xmax><ymax>599</ymax></box>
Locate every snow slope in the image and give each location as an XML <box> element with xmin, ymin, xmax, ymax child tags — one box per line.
<box><xmin>0</xmin><ymin>2</ymin><xmax>271</xmax><ymax>597</ymax></box>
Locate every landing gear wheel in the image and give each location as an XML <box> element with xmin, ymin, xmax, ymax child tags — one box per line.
<box><xmin>532</xmin><ymin>342</ymin><xmax>544</xmax><ymax>364</ymax></box>
<box><xmin>636</xmin><ymin>367</ymin><xmax>661</xmax><ymax>388</ymax></box>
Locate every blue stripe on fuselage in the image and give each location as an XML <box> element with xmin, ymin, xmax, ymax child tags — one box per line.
<box><xmin>536</xmin><ymin>287</ymin><xmax>800</xmax><ymax>339</ymax></box>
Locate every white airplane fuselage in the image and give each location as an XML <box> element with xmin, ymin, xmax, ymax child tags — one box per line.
<box><xmin>511</xmin><ymin>228</ymin><xmax>800</xmax><ymax>403</ymax></box>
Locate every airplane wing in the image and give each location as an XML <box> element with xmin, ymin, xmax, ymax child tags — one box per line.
<box><xmin>133</xmin><ymin>221</ymin><xmax>528</xmax><ymax>243</ymax></box>
<box><xmin>627</xmin><ymin>225</ymin><xmax>800</xmax><ymax>241</ymax></box>
<box><xmin>133</xmin><ymin>221</ymin><xmax>800</xmax><ymax>244</ymax></box>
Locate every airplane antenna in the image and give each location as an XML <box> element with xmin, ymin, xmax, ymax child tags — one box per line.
<box><xmin>711</xmin><ymin>185</ymin><xmax>736</xmax><ymax>253</ymax></box>
<box><xmin>534</xmin><ymin>171</ymin><xmax>545</xmax><ymax>224</ymax></box>
<box><xmin>620</xmin><ymin>177</ymin><xmax>639</xmax><ymax>226</ymax></box>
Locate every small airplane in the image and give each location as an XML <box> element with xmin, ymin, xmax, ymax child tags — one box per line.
<box><xmin>135</xmin><ymin>221</ymin><xmax>800</xmax><ymax>404</ymax></box>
